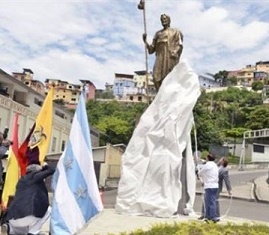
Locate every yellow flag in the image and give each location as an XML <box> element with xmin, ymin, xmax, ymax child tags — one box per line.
<box><xmin>30</xmin><ymin>87</ymin><xmax>54</xmax><ymax>164</ymax></box>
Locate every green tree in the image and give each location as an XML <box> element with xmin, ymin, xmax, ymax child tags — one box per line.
<box><xmin>96</xmin><ymin>116</ymin><xmax>131</xmax><ymax>145</ymax></box>
<box><xmin>193</xmin><ymin>87</ymin><xmax>264</xmax><ymax>151</ymax></box>
<box><xmin>252</xmin><ymin>81</ymin><xmax>264</xmax><ymax>91</ymax></box>
<box><xmin>224</xmin><ymin>127</ymin><xmax>249</xmax><ymax>155</ymax></box>
<box><xmin>245</xmin><ymin>106</ymin><xmax>269</xmax><ymax>129</ymax></box>
<box><xmin>214</xmin><ymin>70</ymin><xmax>229</xmax><ymax>86</ymax></box>
<box><xmin>193</xmin><ymin>116</ymin><xmax>224</xmax><ymax>151</ymax></box>
<box><xmin>193</xmin><ymin>101</ymin><xmax>224</xmax><ymax>151</ymax></box>
<box><xmin>227</xmin><ymin>76</ymin><xmax>238</xmax><ymax>86</ymax></box>
<box><xmin>86</xmin><ymin>100</ymin><xmax>147</xmax><ymax>145</ymax></box>
<box><xmin>95</xmin><ymin>90</ymin><xmax>114</xmax><ymax>99</ymax></box>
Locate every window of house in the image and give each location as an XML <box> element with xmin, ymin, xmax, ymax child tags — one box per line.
<box><xmin>130</xmin><ymin>96</ymin><xmax>133</xmax><ymax>101</ymax></box>
<box><xmin>138</xmin><ymin>96</ymin><xmax>142</xmax><ymax>101</ymax></box>
<box><xmin>61</xmin><ymin>140</ymin><xmax>66</xmax><ymax>152</ymax></box>
<box><xmin>51</xmin><ymin>137</ymin><xmax>57</xmax><ymax>152</ymax></box>
<box><xmin>34</xmin><ymin>97</ymin><xmax>43</xmax><ymax>107</ymax></box>
<box><xmin>253</xmin><ymin>144</ymin><xmax>264</xmax><ymax>153</ymax></box>
<box><xmin>55</xmin><ymin>110</ymin><xmax>65</xmax><ymax>119</ymax></box>
<box><xmin>0</xmin><ymin>86</ymin><xmax>9</xmax><ymax>96</ymax></box>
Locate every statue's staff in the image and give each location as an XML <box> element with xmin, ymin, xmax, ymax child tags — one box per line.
<box><xmin>138</xmin><ymin>0</ymin><xmax>149</xmax><ymax>105</ymax></box>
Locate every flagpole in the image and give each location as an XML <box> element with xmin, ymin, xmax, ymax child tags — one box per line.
<box><xmin>138</xmin><ymin>0</ymin><xmax>149</xmax><ymax>105</ymax></box>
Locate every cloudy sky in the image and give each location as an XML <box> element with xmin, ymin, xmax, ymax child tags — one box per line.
<box><xmin>1</xmin><ymin>0</ymin><xmax>269</xmax><ymax>89</ymax></box>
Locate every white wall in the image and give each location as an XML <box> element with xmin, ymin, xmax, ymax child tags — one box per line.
<box><xmin>252</xmin><ymin>144</ymin><xmax>269</xmax><ymax>162</ymax></box>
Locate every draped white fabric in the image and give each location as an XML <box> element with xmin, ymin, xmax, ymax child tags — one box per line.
<box><xmin>115</xmin><ymin>61</ymin><xmax>200</xmax><ymax>218</ymax></box>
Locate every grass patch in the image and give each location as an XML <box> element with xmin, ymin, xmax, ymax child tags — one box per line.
<box><xmin>110</xmin><ymin>221</ymin><xmax>269</xmax><ymax>235</ymax></box>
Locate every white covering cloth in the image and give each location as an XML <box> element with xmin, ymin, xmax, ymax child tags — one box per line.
<box><xmin>115</xmin><ymin>61</ymin><xmax>200</xmax><ymax>218</ymax></box>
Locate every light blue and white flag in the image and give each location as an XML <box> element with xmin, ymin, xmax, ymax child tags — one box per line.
<box><xmin>50</xmin><ymin>92</ymin><xmax>103</xmax><ymax>235</ymax></box>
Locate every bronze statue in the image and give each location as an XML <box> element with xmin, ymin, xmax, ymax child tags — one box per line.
<box><xmin>143</xmin><ymin>14</ymin><xmax>183</xmax><ymax>91</ymax></box>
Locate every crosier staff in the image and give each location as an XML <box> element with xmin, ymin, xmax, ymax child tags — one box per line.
<box><xmin>138</xmin><ymin>0</ymin><xmax>150</xmax><ymax>105</ymax></box>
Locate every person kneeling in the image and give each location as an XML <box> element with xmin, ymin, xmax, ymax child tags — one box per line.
<box><xmin>3</xmin><ymin>162</ymin><xmax>55</xmax><ymax>235</ymax></box>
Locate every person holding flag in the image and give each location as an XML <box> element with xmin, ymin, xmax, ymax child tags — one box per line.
<box><xmin>1</xmin><ymin>87</ymin><xmax>54</xmax><ymax>234</ymax></box>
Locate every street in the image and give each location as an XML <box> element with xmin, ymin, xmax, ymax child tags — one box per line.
<box><xmin>103</xmin><ymin>169</ymin><xmax>269</xmax><ymax>222</ymax></box>
<box><xmin>194</xmin><ymin>195</ymin><xmax>269</xmax><ymax>222</ymax></box>
<box><xmin>229</xmin><ymin>169</ymin><xmax>268</xmax><ymax>187</ymax></box>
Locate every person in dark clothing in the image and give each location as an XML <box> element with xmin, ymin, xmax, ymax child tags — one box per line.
<box><xmin>216</xmin><ymin>157</ymin><xmax>232</xmax><ymax>219</ymax></box>
<box><xmin>3</xmin><ymin>162</ymin><xmax>55</xmax><ymax>235</ymax></box>
<box><xmin>0</xmin><ymin>132</ymin><xmax>12</xmax><ymax>187</ymax></box>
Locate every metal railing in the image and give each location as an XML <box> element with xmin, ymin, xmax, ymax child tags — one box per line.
<box><xmin>239</xmin><ymin>128</ymin><xmax>269</xmax><ymax>170</ymax></box>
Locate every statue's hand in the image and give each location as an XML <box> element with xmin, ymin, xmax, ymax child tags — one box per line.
<box><xmin>142</xmin><ymin>33</ymin><xmax>147</xmax><ymax>43</ymax></box>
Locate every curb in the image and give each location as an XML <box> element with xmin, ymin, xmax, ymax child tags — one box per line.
<box><xmin>250</xmin><ymin>182</ymin><xmax>255</xmax><ymax>201</ymax></box>
<box><xmin>253</xmin><ymin>177</ymin><xmax>269</xmax><ymax>204</ymax></box>
<box><xmin>195</xmin><ymin>189</ymin><xmax>255</xmax><ymax>203</ymax></box>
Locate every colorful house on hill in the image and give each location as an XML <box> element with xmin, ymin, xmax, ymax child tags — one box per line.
<box><xmin>198</xmin><ymin>73</ymin><xmax>220</xmax><ymax>89</ymax></box>
<box><xmin>113</xmin><ymin>73</ymin><xmax>135</xmax><ymax>99</ymax></box>
<box><xmin>45</xmin><ymin>78</ymin><xmax>96</xmax><ymax>109</ymax></box>
<box><xmin>12</xmin><ymin>68</ymin><xmax>45</xmax><ymax>95</ymax></box>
